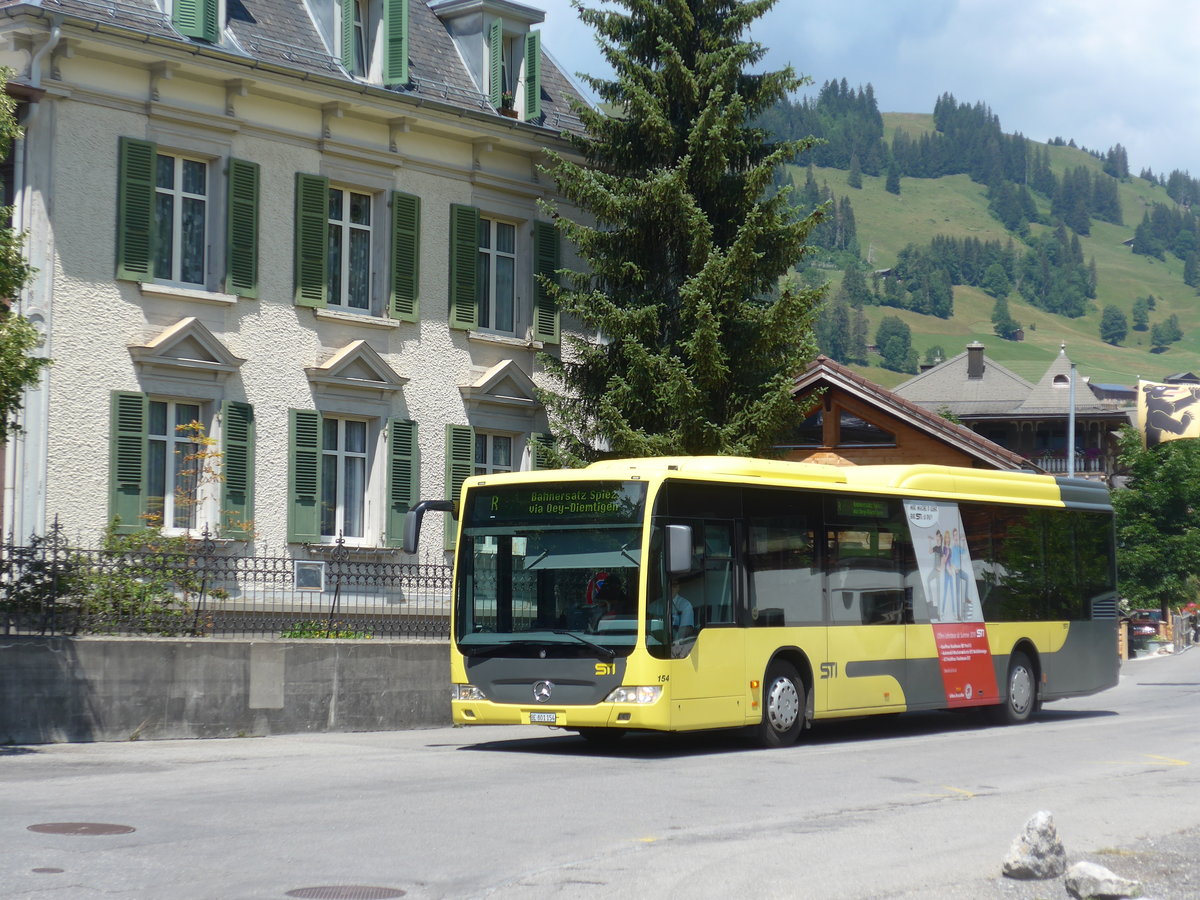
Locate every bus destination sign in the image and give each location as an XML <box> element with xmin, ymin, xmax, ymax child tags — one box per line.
<box><xmin>468</xmin><ymin>482</ymin><xmax>647</xmax><ymax>526</ymax></box>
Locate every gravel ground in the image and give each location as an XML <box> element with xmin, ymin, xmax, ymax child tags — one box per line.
<box><xmin>962</xmin><ymin>823</ymin><xmax>1200</xmax><ymax>900</ymax></box>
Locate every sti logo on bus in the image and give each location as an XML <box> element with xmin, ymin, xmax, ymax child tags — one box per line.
<box><xmin>820</xmin><ymin>662</ymin><xmax>838</xmax><ymax>680</ymax></box>
<box><xmin>595</xmin><ymin>662</ymin><xmax>616</xmax><ymax>676</ymax></box>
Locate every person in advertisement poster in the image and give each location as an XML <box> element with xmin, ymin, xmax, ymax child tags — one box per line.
<box><xmin>904</xmin><ymin>499</ymin><xmax>999</xmax><ymax>707</ymax></box>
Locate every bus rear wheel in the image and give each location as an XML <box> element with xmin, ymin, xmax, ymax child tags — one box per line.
<box><xmin>757</xmin><ymin>660</ymin><xmax>806</xmax><ymax>748</ymax></box>
<box><xmin>991</xmin><ymin>650</ymin><xmax>1039</xmax><ymax>724</ymax></box>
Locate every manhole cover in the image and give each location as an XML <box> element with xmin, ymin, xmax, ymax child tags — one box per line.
<box><xmin>285</xmin><ymin>888</ymin><xmax>406</xmax><ymax>899</ymax></box>
<box><xmin>27</xmin><ymin>823</ymin><xmax>136</xmax><ymax>836</ymax></box>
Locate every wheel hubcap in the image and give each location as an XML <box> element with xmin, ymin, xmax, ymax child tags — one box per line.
<box><xmin>1010</xmin><ymin>665</ymin><xmax>1032</xmax><ymax>715</ymax></box>
<box><xmin>766</xmin><ymin>676</ymin><xmax>800</xmax><ymax>732</ymax></box>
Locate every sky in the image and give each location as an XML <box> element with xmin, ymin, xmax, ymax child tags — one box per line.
<box><xmin>535</xmin><ymin>0</ymin><xmax>1200</xmax><ymax>179</ymax></box>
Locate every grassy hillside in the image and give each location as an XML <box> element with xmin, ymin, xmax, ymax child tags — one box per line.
<box><xmin>791</xmin><ymin>113</ymin><xmax>1200</xmax><ymax>388</ymax></box>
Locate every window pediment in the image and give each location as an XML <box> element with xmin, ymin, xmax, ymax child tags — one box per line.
<box><xmin>305</xmin><ymin>339</ymin><xmax>408</xmax><ymax>394</ymax></box>
<box><xmin>129</xmin><ymin>316</ymin><xmax>244</xmax><ymax>380</ymax></box>
<box><xmin>460</xmin><ymin>358</ymin><xmax>539</xmax><ymax>412</ymax></box>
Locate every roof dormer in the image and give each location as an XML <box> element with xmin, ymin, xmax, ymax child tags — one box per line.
<box><xmin>432</xmin><ymin>0</ymin><xmax>545</xmax><ymax>120</ymax></box>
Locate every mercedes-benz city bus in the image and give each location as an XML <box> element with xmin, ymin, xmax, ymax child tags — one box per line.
<box><xmin>405</xmin><ymin>457</ymin><xmax>1118</xmax><ymax>747</ymax></box>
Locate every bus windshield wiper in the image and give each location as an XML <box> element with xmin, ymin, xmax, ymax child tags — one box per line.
<box><xmin>552</xmin><ymin>630</ymin><xmax>616</xmax><ymax>660</ymax></box>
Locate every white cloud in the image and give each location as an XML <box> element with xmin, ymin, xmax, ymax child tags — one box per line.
<box><xmin>535</xmin><ymin>0</ymin><xmax>1200</xmax><ymax>175</ymax></box>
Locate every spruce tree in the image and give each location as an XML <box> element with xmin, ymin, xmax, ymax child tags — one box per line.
<box><xmin>539</xmin><ymin>0</ymin><xmax>824</xmax><ymax>462</ymax></box>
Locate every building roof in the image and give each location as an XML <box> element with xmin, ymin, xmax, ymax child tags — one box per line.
<box><xmin>0</xmin><ymin>0</ymin><xmax>587</xmax><ymax>133</ymax></box>
<box><xmin>893</xmin><ymin>345</ymin><xmax>1034</xmax><ymax>416</ymax></box>
<box><xmin>792</xmin><ymin>356</ymin><xmax>1035</xmax><ymax>471</ymax></box>
<box><xmin>895</xmin><ymin>342</ymin><xmax>1127</xmax><ymax>421</ymax></box>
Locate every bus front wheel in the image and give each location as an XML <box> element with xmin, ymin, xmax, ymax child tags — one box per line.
<box><xmin>757</xmin><ymin>660</ymin><xmax>806</xmax><ymax>748</ymax></box>
<box><xmin>991</xmin><ymin>650</ymin><xmax>1039</xmax><ymax>725</ymax></box>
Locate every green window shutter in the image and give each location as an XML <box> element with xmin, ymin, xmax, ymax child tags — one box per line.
<box><xmin>109</xmin><ymin>391</ymin><xmax>148</xmax><ymax>534</ymax></box>
<box><xmin>288</xmin><ymin>409</ymin><xmax>322</xmax><ymax>543</ymax></box>
<box><xmin>226</xmin><ymin>158</ymin><xmax>260</xmax><ymax>298</ymax></box>
<box><xmin>174</xmin><ymin>0</ymin><xmax>219</xmax><ymax>42</ymax></box>
<box><xmin>116</xmin><ymin>137</ymin><xmax>156</xmax><ymax>282</ymax></box>
<box><xmin>533</xmin><ymin>220</ymin><xmax>560</xmax><ymax>343</ymax></box>
<box><xmin>340</xmin><ymin>0</ymin><xmax>355</xmax><ymax>70</ymax></box>
<box><xmin>294</xmin><ymin>173</ymin><xmax>329</xmax><ymax>309</ymax></box>
<box><xmin>444</xmin><ymin>424</ymin><xmax>473</xmax><ymax>549</ymax></box>
<box><xmin>488</xmin><ymin>17</ymin><xmax>503</xmax><ymax>107</ymax></box>
<box><xmin>383</xmin><ymin>0</ymin><xmax>409</xmax><ymax>85</ymax></box>
<box><xmin>448</xmin><ymin>204</ymin><xmax>479</xmax><ymax>330</ymax></box>
<box><xmin>529</xmin><ymin>432</ymin><xmax>554</xmax><ymax>470</ymax></box>
<box><xmin>389</xmin><ymin>191</ymin><xmax>420</xmax><ymax>321</ymax></box>
<box><xmin>221</xmin><ymin>401</ymin><xmax>255</xmax><ymax>540</ymax></box>
<box><xmin>385</xmin><ymin>419</ymin><xmax>418</xmax><ymax>548</ymax></box>
<box><xmin>524</xmin><ymin>30</ymin><xmax>541</xmax><ymax>121</ymax></box>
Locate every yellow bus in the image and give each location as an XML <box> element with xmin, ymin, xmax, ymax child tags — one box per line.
<box><xmin>405</xmin><ymin>457</ymin><xmax>1119</xmax><ymax>747</ymax></box>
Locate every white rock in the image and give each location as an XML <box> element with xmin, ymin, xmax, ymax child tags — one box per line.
<box><xmin>1002</xmin><ymin>810</ymin><xmax>1067</xmax><ymax>880</ymax></box>
<box><xmin>1064</xmin><ymin>860</ymin><xmax>1143</xmax><ymax>899</ymax></box>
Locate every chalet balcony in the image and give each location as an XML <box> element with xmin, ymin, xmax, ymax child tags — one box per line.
<box><xmin>1032</xmin><ymin>452</ymin><xmax>1112</xmax><ymax>478</ymax></box>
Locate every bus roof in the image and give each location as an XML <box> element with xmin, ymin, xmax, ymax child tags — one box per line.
<box><xmin>576</xmin><ymin>456</ymin><xmax>1111</xmax><ymax>511</ymax></box>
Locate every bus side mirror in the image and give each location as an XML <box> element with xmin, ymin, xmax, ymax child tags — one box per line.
<box><xmin>403</xmin><ymin>500</ymin><xmax>456</xmax><ymax>554</ymax></box>
<box><xmin>666</xmin><ymin>524</ymin><xmax>693</xmax><ymax>575</ymax></box>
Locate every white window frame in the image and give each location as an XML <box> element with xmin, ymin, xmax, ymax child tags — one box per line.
<box><xmin>327</xmin><ymin>185</ymin><xmax>375</xmax><ymax>313</ymax></box>
<box><xmin>321</xmin><ymin>416</ymin><xmax>373</xmax><ymax>542</ymax></box>
<box><xmin>154</xmin><ymin>152</ymin><xmax>210</xmax><ymax>288</ymax></box>
<box><xmin>474</xmin><ymin>431</ymin><xmax>514</xmax><ymax>476</ymax></box>
<box><xmin>477</xmin><ymin>217</ymin><xmax>517</xmax><ymax>335</ymax></box>
<box><xmin>147</xmin><ymin>398</ymin><xmax>218</xmax><ymax>535</ymax></box>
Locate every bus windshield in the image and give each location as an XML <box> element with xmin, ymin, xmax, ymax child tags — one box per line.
<box><xmin>455</xmin><ymin>481</ymin><xmax>648</xmax><ymax>658</ymax></box>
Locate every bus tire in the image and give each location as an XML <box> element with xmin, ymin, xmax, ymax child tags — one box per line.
<box><xmin>576</xmin><ymin>727</ymin><xmax>626</xmax><ymax>745</ymax></box>
<box><xmin>757</xmin><ymin>660</ymin><xmax>806</xmax><ymax>748</ymax></box>
<box><xmin>992</xmin><ymin>650</ymin><xmax>1038</xmax><ymax>724</ymax></box>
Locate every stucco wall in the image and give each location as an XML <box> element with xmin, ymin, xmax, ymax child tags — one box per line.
<box><xmin>0</xmin><ymin>638</ymin><xmax>449</xmax><ymax>744</ymax></box>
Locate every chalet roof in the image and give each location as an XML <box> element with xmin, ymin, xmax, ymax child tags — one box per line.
<box><xmin>792</xmin><ymin>356</ymin><xmax>1034</xmax><ymax>471</ymax></box>
<box><xmin>894</xmin><ymin>342</ymin><xmax>1131</xmax><ymax>422</ymax></box>
<box><xmin>1014</xmin><ymin>345</ymin><xmax>1108</xmax><ymax>415</ymax></box>
<box><xmin>0</xmin><ymin>0</ymin><xmax>587</xmax><ymax>133</ymax></box>
<box><xmin>892</xmin><ymin>346</ymin><xmax>1034</xmax><ymax>416</ymax></box>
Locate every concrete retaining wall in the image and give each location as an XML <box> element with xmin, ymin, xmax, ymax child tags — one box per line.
<box><xmin>0</xmin><ymin>637</ymin><xmax>450</xmax><ymax>744</ymax></box>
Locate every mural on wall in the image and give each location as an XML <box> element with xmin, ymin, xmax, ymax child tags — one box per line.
<box><xmin>1139</xmin><ymin>380</ymin><xmax>1200</xmax><ymax>446</ymax></box>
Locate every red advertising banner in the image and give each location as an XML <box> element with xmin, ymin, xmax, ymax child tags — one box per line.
<box><xmin>932</xmin><ymin>622</ymin><xmax>998</xmax><ymax>708</ymax></box>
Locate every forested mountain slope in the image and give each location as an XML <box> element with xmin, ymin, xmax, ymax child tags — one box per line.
<box><xmin>765</xmin><ymin>82</ymin><xmax>1200</xmax><ymax>388</ymax></box>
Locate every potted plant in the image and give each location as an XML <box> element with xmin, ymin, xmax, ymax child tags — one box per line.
<box><xmin>499</xmin><ymin>91</ymin><xmax>517</xmax><ymax>117</ymax></box>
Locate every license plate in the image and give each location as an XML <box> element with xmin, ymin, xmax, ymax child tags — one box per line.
<box><xmin>529</xmin><ymin>712</ymin><xmax>557</xmax><ymax>724</ymax></box>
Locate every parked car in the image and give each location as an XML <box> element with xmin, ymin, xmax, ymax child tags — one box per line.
<box><xmin>1126</xmin><ymin>608</ymin><xmax>1163</xmax><ymax>637</ymax></box>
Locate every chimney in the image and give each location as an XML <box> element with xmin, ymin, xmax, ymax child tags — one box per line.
<box><xmin>967</xmin><ymin>342</ymin><xmax>985</xmax><ymax>379</ymax></box>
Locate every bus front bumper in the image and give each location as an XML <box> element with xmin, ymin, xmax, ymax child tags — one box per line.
<box><xmin>452</xmin><ymin>698</ymin><xmax>672</xmax><ymax>731</ymax></box>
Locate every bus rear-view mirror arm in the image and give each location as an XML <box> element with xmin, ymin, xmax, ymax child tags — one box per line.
<box><xmin>403</xmin><ymin>499</ymin><xmax>457</xmax><ymax>554</ymax></box>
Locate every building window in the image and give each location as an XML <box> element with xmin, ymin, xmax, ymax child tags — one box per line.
<box><xmin>321</xmin><ymin>417</ymin><xmax>369</xmax><ymax>539</ymax></box>
<box><xmin>477</xmin><ymin>218</ymin><xmax>516</xmax><ymax>333</ymax></box>
<box><xmin>154</xmin><ymin>154</ymin><xmax>208</xmax><ymax>286</ymax></box>
<box><xmin>838</xmin><ymin>411</ymin><xmax>896</xmax><ymax>446</ymax></box>
<box><xmin>328</xmin><ymin>187</ymin><xmax>373</xmax><ymax>311</ymax></box>
<box><xmin>147</xmin><ymin>399</ymin><xmax>205</xmax><ymax>531</ymax></box>
<box><xmin>474</xmin><ymin>432</ymin><xmax>512</xmax><ymax>475</ymax></box>
<box><xmin>339</xmin><ymin>0</ymin><xmax>408</xmax><ymax>85</ymax></box>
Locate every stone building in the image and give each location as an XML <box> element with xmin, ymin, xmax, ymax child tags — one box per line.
<box><xmin>0</xmin><ymin>0</ymin><xmax>588</xmax><ymax>554</ymax></box>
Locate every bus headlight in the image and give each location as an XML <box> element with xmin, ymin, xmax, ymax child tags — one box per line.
<box><xmin>604</xmin><ymin>685</ymin><xmax>662</xmax><ymax>704</ymax></box>
<box><xmin>451</xmin><ymin>684</ymin><xmax>487</xmax><ymax>701</ymax></box>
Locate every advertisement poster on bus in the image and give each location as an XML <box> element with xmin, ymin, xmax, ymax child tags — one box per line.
<box><xmin>903</xmin><ymin>500</ymin><xmax>999</xmax><ymax>708</ymax></box>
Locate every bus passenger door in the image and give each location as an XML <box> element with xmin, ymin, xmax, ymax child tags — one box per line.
<box><xmin>824</xmin><ymin>503</ymin><xmax>909</xmax><ymax>713</ymax></box>
<box><xmin>662</xmin><ymin>521</ymin><xmax>747</xmax><ymax>729</ymax></box>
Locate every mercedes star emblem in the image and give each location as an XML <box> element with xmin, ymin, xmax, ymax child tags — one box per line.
<box><xmin>532</xmin><ymin>680</ymin><xmax>553</xmax><ymax>703</ymax></box>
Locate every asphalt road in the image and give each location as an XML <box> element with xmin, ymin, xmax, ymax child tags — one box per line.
<box><xmin>4</xmin><ymin>647</ymin><xmax>1200</xmax><ymax>899</ymax></box>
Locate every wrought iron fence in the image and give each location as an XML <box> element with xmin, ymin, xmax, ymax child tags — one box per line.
<box><xmin>0</xmin><ymin>521</ymin><xmax>451</xmax><ymax>640</ymax></box>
